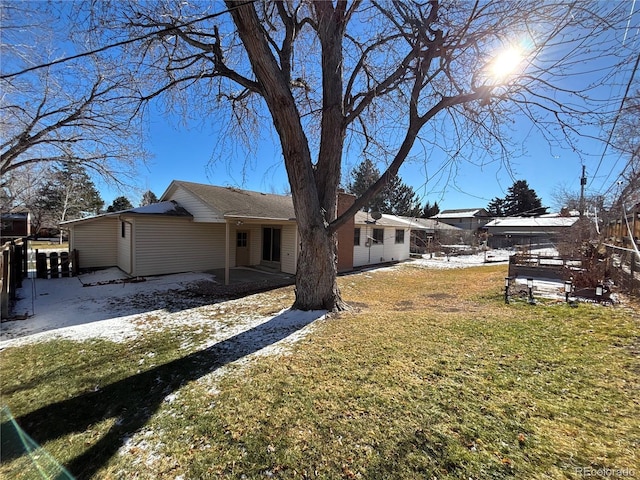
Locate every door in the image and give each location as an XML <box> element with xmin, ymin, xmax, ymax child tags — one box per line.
<box><xmin>236</xmin><ymin>231</ymin><xmax>250</xmax><ymax>266</ymax></box>
<box><xmin>262</xmin><ymin>227</ymin><xmax>281</xmax><ymax>264</ymax></box>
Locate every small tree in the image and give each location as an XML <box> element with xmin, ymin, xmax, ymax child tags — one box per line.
<box><xmin>33</xmin><ymin>163</ymin><xmax>104</xmax><ymax>234</ymax></box>
<box><xmin>140</xmin><ymin>190</ymin><xmax>159</xmax><ymax>206</ymax></box>
<box><xmin>107</xmin><ymin>196</ymin><xmax>133</xmax><ymax>213</ymax></box>
<box><xmin>421</xmin><ymin>202</ymin><xmax>440</xmax><ymax>219</ymax></box>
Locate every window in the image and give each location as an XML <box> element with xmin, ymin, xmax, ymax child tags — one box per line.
<box><xmin>354</xmin><ymin>228</ymin><xmax>361</xmax><ymax>246</ymax></box>
<box><xmin>395</xmin><ymin>229</ymin><xmax>405</xmax><ymax>244</ymax></box>
<box><xmin>237</xmin><ymin>231</ymin><xmax>248</xmax><ymax>247</ymax></box>
<box><xmin>372</xmin><ymin>228</ymin><xmax>384</xmax><ymax>244</ymax></box>
<box><xmin>121</xmin><ymin>221</ymin><xmax>126</xmax><ymax>238</ymax></box>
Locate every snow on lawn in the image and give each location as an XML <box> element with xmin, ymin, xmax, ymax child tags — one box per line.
<box><xmin>0</xmin><ymin>268</ymin><xmax>325</xmax><ymax>355</ymax></box>
<box><xmin>411</xmin><ymin>249</ymin><xmax>511</xmax><ymax>269</ymax></box>
<box><xmin>0</xmin><ymin>247</ymin><xmax>558</xmax><ymax>350</ymax></box>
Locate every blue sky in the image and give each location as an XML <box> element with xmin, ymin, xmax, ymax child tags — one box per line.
<box><xmin>92</xmin><ymin>3</ymin><xmax>638</xmax><ymax>214</ymax></box>
<box><xmin>107</xmin><ymin>96</ymin><xmax>630</xmax><ymax>213</ymax></box>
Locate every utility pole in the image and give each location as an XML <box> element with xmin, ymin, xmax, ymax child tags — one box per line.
<box><xmin>579</xmin><ymin>165</ymin><xmax>586</xmax><ymax>217</ymax></box>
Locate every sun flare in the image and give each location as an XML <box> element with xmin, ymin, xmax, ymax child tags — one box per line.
<box><xmin>490</xmin><ymin>46</ymin><xmax>524</xmax><ymax>79</ymax></box>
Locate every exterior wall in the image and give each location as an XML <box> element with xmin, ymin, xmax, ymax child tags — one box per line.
<box><xmin>280</xmin><ymin>223</ymin><xmax>298</xmax><ymax>274</ymax></box>
<box><xmin>353</xmin><ymin>225</ymin><xmax>410</xmax><ymax>267</ymax></box>
<box><xmin>117</xmin><ymin>221</ymin><xmax>133</xmax><ymax>274</ymax></box>
<box><xmin>69</xmin><ymin>217</ymin><xmax>119</xmax><ymax>269</ymax></box>
<box><xmin>230</xmin><ymin>224</ymin><xmax>262</xmax><ymax>267</ymax></box>
<box><xmin>336</xmin><ymin>192</ymin><xmax>355</xmax><ymax>272</ymax></box>
<box><xmin>0</xmin><ymin>213</ymin><xmax>30</xmax><ymax>240</ymax></box>
<box><xmin>166</xmin><ymin>186</ymin><xmax>223</xmax><ymax>222</ymax></box>
<box><xmin>131</xmin><ymin>216</ymin><xmax>226</xmax><ymax>276</ymax></box>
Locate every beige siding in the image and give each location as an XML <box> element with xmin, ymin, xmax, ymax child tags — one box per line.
<box><xmin>117</xmin><ymin>221</ymin><xmax>133</xmax><ymax>274</ymax></box>
<box><xmin>132</xmin><ymin>216</ymin><xmax>226</xmax><ymax>276</ymax></box>
<box><xmin>69</xmin><ymin>218</ymin><xmax>119</xmax><ymax>269</ymax></box>
<box><xmin>229</xmin><ymin>224</ymin><xmax>262</xmax><ymax>267</ymax></box>
<box><xmin>280</xmin><ymin>224</ymin><xmax>298</xmax><ymax>274</ymax></box>
<box><xmin>166</xmin><ymin>186</ymin><xmax>223</xmax><ymax>222</ymax></box>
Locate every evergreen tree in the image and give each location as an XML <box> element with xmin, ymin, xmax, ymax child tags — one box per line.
<box><xmin>107</xmin><ymin>196</ymin><xmax>134</xmax><ymax>212</ymax></box>
<box><xmin>34</xmin><ymin>163</ymin><xmax>104</xmax><ymax>232</ymax></box>
<box><xmin>347</xmin><ymin>159</ymin><xmax>386</xmax><ymax>213</ymax></box>
<box><xmin>347</xmin><ymin>159</ymin><xmax>421</xmax><ymax>216</ymax></box>
<box><xmin>140</xmin><ymin>190</ymin><xmax>159</xmax><ymax>206</ymax></box>
<box><xmin>487</xmin><ymin>197</ymin><xmax>507</xmax><ymax>216</ymax></box>
<box><xmin>503</xmin><ymin>180</ymin><xmax>545</xmax><ymax>216</ymax></box>
<box><xmin>487</xmin><ymin>180</ymin><xmax>545</xmax><ymax>216</ymax></box>
<box><xmin>421</xmin><ymin>201</ymin><xmax>440</xmax><ymax>218</ymax></box>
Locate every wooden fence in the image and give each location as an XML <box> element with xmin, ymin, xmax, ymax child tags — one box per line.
<box><xmin>1</xmin><ymin>239</ymin><xmax>79</xmax><ymax>319</ymax></box>
<box><xmin>508</xmin><ymin>254</ymin><xmax>583</xmax><ymax>281</ymax></box>
<box><xmin>604</xmin><ymin>244</ymin><xmax>639</xmax><ymax>296</ymax></box>
<box><xmin>1</xmin><ymin>239</ymin><xmax>27</xmax><ymax>320</ymax></box>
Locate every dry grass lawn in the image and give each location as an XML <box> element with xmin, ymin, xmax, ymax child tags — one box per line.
<box><xmin>1</xmin><ymin>264</ymin><xmax>638</xmax><ymax>479</ymax></box>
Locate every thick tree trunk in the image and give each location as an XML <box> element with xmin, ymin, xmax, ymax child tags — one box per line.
<box><xmin>293</xmin><ymin>223</ymin><xmax>346</xmax><ymax>312</ymax></box>
<box><xmin>228</xmin><ymin>1</ymin><xmax>346</xmax><ymax>311</ymax></box>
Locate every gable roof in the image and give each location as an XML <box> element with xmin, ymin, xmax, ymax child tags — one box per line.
<box><xmin>61</xmin><ymin>200</ymin><xmax>192</xmax><ymax>226</ymax></box>
<box><xmin>354</xmin><ymin>211</ymin><xmax>410</xmax><ymax>228</ymax></box>
<box><xmin>163</xmin><ymin>180</ymin><xmax>296</xmax><ymax>221</ymax></box>
<box><xmin>432</xmin><ymin>208</ymin><xmax>489</xmax><ymax>219</ymax></box>
<box><xmin>484</xmin><ymin>216</ymin><xmax>579</xmax><ymax>228</ymax></box>
<box><xmin>394</xmin><ymin>216</ymin><xmax>463</xmax><ymax>231</ymax></box>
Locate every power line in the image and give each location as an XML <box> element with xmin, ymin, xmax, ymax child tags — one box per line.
<box><xmin>0</xmin><ymin>1</ymin><xmax>256</xmax><ymax>80</ymax></box>
<box><xmin>589</xmin><ymin>52</ymin><xmax>640</xmax><ymax>190</ymax></box>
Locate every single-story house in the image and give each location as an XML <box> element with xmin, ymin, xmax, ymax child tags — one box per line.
<box><xmin>1</xmin><ymin>210</ymin><xmax>31</xmax><ymax>242</ymax></box>
<box><xmin>431</xmin><ymin>208</ymin><xmax>492</xmax><ymax>231</ymax></box>
<box><xmin>485</xmin><ymin>214</ymin><xmax>580</xmax><ymax>249</ymax></box>
<box><xmin>353</xmin><ymin>212</ymin><xmax>412</xmax><ymax>267</ymax></box>
<box><xmin>62</xmin><ymin>181</ymin><xmax>414</xmax><ymax>282</ymax></box>
<box><xmin>390</xmin><ymin>216</ymin><xmax>464</xmax><ymax>253</ymax></box>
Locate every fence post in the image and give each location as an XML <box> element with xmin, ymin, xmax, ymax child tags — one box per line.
<box><xmin>60</xmin><ymin>251</ymin><xmax>70</xmax><ymax>277</ymax></box>
<box><xmin>1</xmin><ymin>249</ymin><xmax>9</xmax><ymax>319</ymax></box>
<box><xmin>632</xmin><ymin>254</ymin><xmax>636</xmax><ymax>296</ymax></box>
<box><xmin>36</xmin><ymin>251</ymin><xmax>48</xmax><ymax>279</ymax></box>
<box><xmin>22</xmin><ymin>239</ymin><xmax>28</xmax><ymax>279</ymax></box>
<box><xmin>50</xmin><ymin>252</ymin><xmax>59</xmax><ymax>279</ymax></box>
<box><xmin>72</xmin><ymin>249</ymin><xmax>79</xmax><ymax>277</ymax></box>
<box><xmin>13</xmin><ymin>243</ymin><xmax>23</xmax><ymax>289</ymax></box>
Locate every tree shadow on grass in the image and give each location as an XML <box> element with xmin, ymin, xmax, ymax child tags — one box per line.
<box><xmin>2</xmin><ymin>309</ymin><xmax>324</xmax><ymax>479</ymax></box>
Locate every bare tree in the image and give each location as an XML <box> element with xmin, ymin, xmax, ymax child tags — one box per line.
<box><xmin>0</xmin><ymin>3</ymin><xmax>145</xmax><ymax>190</ymax></box>
<box><xmin>75</xmin><ymin>0</ymin><xmax>636</xmax><ymax>311</ymax></box>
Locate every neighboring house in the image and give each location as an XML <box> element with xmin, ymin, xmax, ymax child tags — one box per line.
<box><xmin>0</xmin><ymin>211</ymin><xmax>31</xmax><ymax>242</ymax></box>
<box><xmin>392</xmin><ymin>216</ymin><xmax>464</xmax><ymax>253</ymax></box>
<box><xmin>353</xmin><ymin>212</ymin><xmax>412</xmax><ymax>267</ymax></box>
<box><xmin>485</xmin><ymin>214</ymin><xmax>580</xmax><ymax>249</ymax></box>
<box><xmin>63</xmin><ymin>180</ymin><xmax>414</xmax><ymax>281</ymax></box>
<box><xmin>431</xmin><ymin>208</ymin><xmax>492</xmax><ymax>231</ymax></box>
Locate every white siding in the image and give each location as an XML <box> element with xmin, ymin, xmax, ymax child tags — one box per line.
<box><xmin>69</xmin><ymin>218</ymin><xmax>118</xmax><ymax>269</ymax></box>
<box><xmin>166</xmin><ymin>186</ymin><xmax>223</xmax><ymax>222</ymax></box>
<box><xmin>353</xmin><ymin>226</ymin><xmax>410</xmax><ymax>267</ymax></box>
<box><xmin>132</xmin><ymin>216</ymin><xmax>226</xmax><ymax>276</ymax></box>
